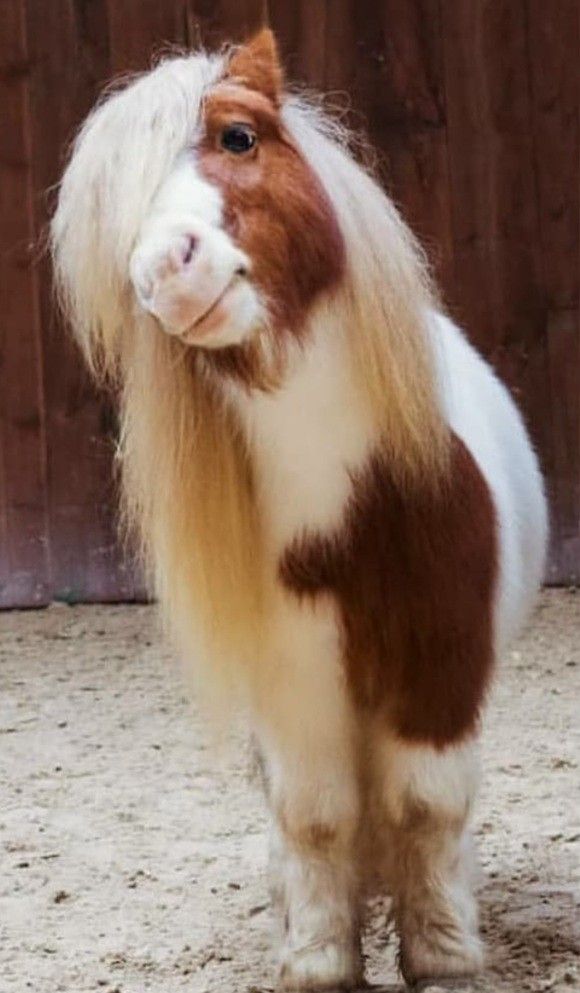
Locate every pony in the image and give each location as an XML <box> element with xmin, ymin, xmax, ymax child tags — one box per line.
<box><xmin>51</xmin><ymin>29</ymin><xmax>548</xmax><ymax>990</ymax></box>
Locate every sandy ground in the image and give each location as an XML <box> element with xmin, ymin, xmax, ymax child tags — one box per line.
<box><xmin>0</xmin><ymin>591</ymin><xmax>578</xmax><ymax>993</ymax></box>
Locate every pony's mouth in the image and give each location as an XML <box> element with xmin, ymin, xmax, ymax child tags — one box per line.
<box><xmin>180</xmin><ymin>276</ymin><xmax>240</xmax><ymax>340</ymax></box>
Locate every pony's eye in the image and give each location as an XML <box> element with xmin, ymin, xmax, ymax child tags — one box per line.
<box><xmin>220</xmin><ymin>123</ymin><xmax>257</xmax><ymax>155</ymax></box>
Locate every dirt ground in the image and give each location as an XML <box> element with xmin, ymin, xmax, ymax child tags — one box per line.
<box><xmin>0</xmin><ymin>591</ymin><xmax>578</xmax><ymax>993</ymax></box>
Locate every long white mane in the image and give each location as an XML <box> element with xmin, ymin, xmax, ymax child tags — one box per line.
<box><xmin>52</xmin><ymin>52</ymin><xmax>223</xmax><ymax>370</ymax></box>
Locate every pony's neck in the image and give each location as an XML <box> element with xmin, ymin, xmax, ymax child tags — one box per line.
<box><xmin>231</xmin><ymin>316</ymin><xmax>377</xmax><ymax>549</ymax></box>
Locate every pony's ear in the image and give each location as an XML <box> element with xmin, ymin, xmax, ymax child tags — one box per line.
<box><xmin>225</xmin><ymin>28</ymin><xmax>284</xmax><ymax>107</ymax></box>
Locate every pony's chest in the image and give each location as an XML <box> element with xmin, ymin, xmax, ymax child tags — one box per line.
<box><xmin>238</xmin><ymin>341</ymin><xmax>375</xmax><ymax>549</ymax></box>
<box><xmin>253</xmin><ymin>419</ymin><xmax>369</xmax><ymax>548</ymax></box>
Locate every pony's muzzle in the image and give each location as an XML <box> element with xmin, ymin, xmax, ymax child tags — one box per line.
<box><xmin>129</xmin><ymin>217</ymin><xmax>253</xmax><ymax>341</ymax></box>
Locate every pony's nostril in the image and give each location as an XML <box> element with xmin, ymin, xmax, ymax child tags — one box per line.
<box><xmin>182</xmin><ymin>235</ymin><xmax>197</xmax><ymax>266</ymax></box>
<box><xmin>235</xmin><ymin>263</ymin><xmax>248</xmax><ymax>277</ymax></box>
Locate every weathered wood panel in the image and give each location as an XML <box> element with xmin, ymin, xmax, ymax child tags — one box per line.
<box><xmin>185</xmin><ymin>0</ymin><xmax>266</xmax><ymax>46</ymax></box>
<box><xmin>322</xmin><ymin>0</ymin><xmax>454</xmax><ymax>287</ymax></box>
<box><xmin>108</xmin><ymin>0</ymin><xmax>186</xmax><ymax>73</ymax></box>
<box><xmin>22</xmin><ymin>0</ymin><xmax>134</xmax><ymax>603</ymax></box>
<box><xmin>439</xmin><ymin>1</ymin><xmax>579</xmax><ymax>580</ymax></box>
<box><xmin>0</xmin><ymin>0</ymin><xmax>49</xmax><ymax>607</ymax></box>
<box><xmin>526</xmin><ymin>0</ymin><xmax>580</xmax><ymax>581</ymax></box>
<box><xmin>0</xmin><ymin>0</ymin><xmax>578</xmax><ymax>604</ymax></box>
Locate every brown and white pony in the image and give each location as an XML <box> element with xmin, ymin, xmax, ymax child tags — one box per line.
<box><xmin>51</xmin><ymin>30</ymin><xmax>547</xmax><ymax>990</ymax></box>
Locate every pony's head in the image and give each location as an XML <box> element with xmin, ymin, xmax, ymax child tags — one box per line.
<box><xmin>129</xmin><ymin>30</ymin><xmax>345</xmax><ymax>353</ymax></box>
<box><xmin>51</xmin><ymin>30</ymin><xmax>449</xmax><ymax>703</ymax></box>
<box><xmin>52</xmin><ymin>30</ymin><xmax>348</xmax><ymax>372</ymax></box>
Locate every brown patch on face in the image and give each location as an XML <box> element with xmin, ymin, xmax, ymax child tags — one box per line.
<box><xmin>196</xmin><ymin>39</ymin><xmax>345</xmax><ymax>358</ymax></box>
<box><xmin>280</xmin><ymin>435</ymin><xmax>498</xmax><ymax>748</ymax></box>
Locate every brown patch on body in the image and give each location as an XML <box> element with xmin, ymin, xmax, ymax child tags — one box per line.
<box><xmin>280</xmin><ymin>435</ymin><xmax>497</xmax><ymax>748</ymax></box>
<box><xmin>196</xmin><ymin>31</ymin><xmax>344</xmax><ymax>387</ymax></box>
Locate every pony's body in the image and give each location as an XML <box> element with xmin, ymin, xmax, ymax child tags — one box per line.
<box><xmin>237</xmin><ymin>308</ymin><xmax>545</xmax><ymax>653</ymax></box>
<box><xmin>51</xmin><ymin>31</ymin><xmax>547</xmax><ymax>990</ymax></box>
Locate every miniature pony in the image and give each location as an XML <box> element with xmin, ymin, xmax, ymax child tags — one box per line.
<box><xmin>51</xmin><ymin>30</ymin><xmax>547</xmax><ymax>990</ymax></box>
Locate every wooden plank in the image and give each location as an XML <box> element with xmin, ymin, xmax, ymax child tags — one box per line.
<box><xmin>440</xmin><ymin>2</ymin><xmax>553</xmax><ymax>538</ymax></box>
<box><xmin>271</xmin><ymin>0</ymin><xmax>454</xmax><ymax>298</ymax></box>
<box><xmin>23</xmin><ymin>0</ymin><xmax>142</xmax><ymax>602</ymax></box>
<box><xmin>355</xmin><ymin>0</ymin><xmax>454</xmax><ymax>291</ymax></box>
<box><xmin>0</xmin><ymin>0</ymin><xmax>49</xmax><ymax>608</ymax></box>
<box><xmin>441</xmin><ymin>1</ymin><xmax>547</xmax><ymax>356</ymax></box>
<box><xmin>186</xmin><ymin>0</ymin><xmax>266</xmax><ymax>48</ymax></box>
<box><xmin>545</xmin><ymin>311</ymin><xmax>580</xmax><ymax>582</ymax></box>
<box><xmin>268</xmin><ymin>0</ymin><xmax>329</xmax><ymax>88</ymax></box>
<box><xmin>108</xmin><ymin>0</ymin><xmax>186</xmax><ymax>74</ymax></box>
<box><xmin>526</xmin><ymin>0</ymin><xmax>580</xmax><ymax>582</ymax></box>
<box><xmin>441</xmin><ymin>1</ymin><xmax>580</xmax><ymax>582</ymax></box>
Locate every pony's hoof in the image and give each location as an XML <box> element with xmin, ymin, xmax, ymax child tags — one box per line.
<box><xmin>400</xmin><ymin>926</ymin><xmax>483</xmax><ymax>987</ymax></box>
<box><xmin>278</xmin><ymin>941</ymin><xmax>363</xmax><ymax>990</ymax></box>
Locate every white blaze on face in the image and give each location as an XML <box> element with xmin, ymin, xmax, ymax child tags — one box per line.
<box><xmin>129</xmin><ymin>155</ymin><xmax>263</xmax><ymax>348</ymax></box>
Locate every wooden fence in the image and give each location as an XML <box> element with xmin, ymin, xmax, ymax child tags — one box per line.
<box><xmin>0</xmin><ymin>0</ymin><xmax>578</xmax><ymax>607</ymax></box>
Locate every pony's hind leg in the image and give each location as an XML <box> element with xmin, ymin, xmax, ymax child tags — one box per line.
<box><xmin>376</xmin><ymin>733</ymin><xmax>483</xmax><ymax>985</ymax></box>
<box><xmin>254</xmin><ymin>595</ymin><xmax>363</xmax><ymax>991</ymax></box>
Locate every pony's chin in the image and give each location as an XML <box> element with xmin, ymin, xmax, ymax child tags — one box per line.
<box><xmin>177</xmin><ymin>281</ymin><xmax>262</xmax><ymax>350</ymax></box>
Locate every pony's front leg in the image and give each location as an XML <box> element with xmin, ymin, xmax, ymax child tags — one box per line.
<box><xmin>376</xmin><ymin>734</ymin><xmax>483</xmax><ymax>985</ymax></box>
<box><xmin>254</xmin><ymin>595</ymin><xmax>362</xmax><ymax>991</ymax></box>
